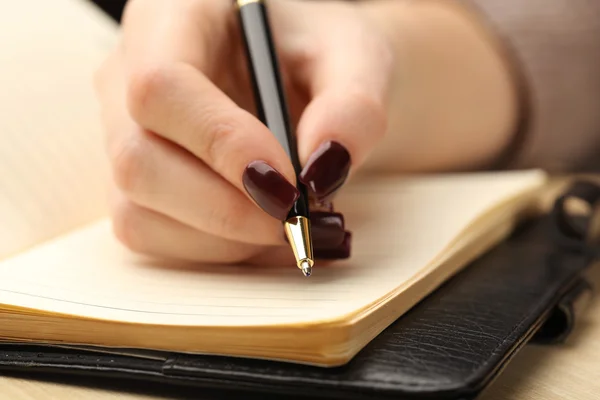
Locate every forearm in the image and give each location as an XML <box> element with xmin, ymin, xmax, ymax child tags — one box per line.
<box><xmin>359</xmin><ymin>0</ymin><xmax>519</xmax><ymax>172</ymax></box>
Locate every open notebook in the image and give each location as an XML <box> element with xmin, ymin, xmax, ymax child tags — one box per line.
<box><xmin>0</xmin><ymin>0</ymin><xmax>551</xmax><ymax>367</ymax></box>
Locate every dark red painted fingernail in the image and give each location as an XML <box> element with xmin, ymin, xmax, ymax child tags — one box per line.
<box><xmin>314</xmin><ymin>231</ymin><xmax>352</xmax><ymax>259</ymax></box>
<box><xmin>299</xmin><ymin>141</ymin><xmax>351</xmax><ymax>201</ymax></box>
<box><xmin>311</xmin><ymin>212</ymin><xmax>346</xmax><ymax>248</ymax></box>
<box><xmin>242</xmin><ymin>160</ymin><xmax>299</xmax><ymax>220</ymax></box>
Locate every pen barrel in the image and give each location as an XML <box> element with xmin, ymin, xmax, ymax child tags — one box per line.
<box><xmin>237</xmin><ymin>1</ymin><xmax>297</xmax><ymax>167</ymax></box>
<box><xmin>237</xmin><ymin>0</ymin><xmax>309</xmax><ymax>218</ymax></box>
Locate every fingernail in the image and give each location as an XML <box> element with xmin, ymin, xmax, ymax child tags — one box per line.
<box><xmin>311</xmin><ymin>212</ymin><xmax>346</xmax><ymax>248</ymax></box>
<box><xmin>314</xmin><ymin>231</ymin><xmax>352</xmax><ymax>260</ymax></box>
<box><xmin>299</xmin><ymin>141</ymin><xmax>351</xmax><ymax>201</ymax></box>
<box><xmin>242</xmin><ymin>160</ymin><xmax>299</xmax><ymax>221</ymax></box>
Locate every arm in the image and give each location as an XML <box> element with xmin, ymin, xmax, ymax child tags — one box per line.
<box><xmin>459</xmin><ymin>0</ymin><xmax>600</xmax><ymax>172</ymax></box>
<box><xmin>360</xmin><ymin>0</ymin><xmax>600</xmax><ymax>173</ymax></box>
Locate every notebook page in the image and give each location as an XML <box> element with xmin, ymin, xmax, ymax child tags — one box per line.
<box><xmin>0</xmin><ymin>171</ymin><xmax>545</xmax><ymax>327</ymax></box>
<box><xmin>0</xmin><ymin>0</ymin><xmax>117</xmax><ymax>259</ymax></box>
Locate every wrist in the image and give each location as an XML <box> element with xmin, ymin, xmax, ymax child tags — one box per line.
<box><xmin>359</xmin><ymin>0</ymin><xmax>520</xmax><ymax>172</ymax></box>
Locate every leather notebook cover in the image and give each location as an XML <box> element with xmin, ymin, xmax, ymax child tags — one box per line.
<box><xmin>0</xmin><ymin>182</ymin><xmax>597</xmax><ymax>400</ymax></box>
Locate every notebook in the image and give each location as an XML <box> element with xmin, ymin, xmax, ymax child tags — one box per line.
<box><xmin>0</xmin><ymin>0</ymin><xmax>551</xmax><ymax>367</ymax></box>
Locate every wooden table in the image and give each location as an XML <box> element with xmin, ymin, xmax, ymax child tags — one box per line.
<box><xmin>2</xmin><ymin>265</ymin><xmax>599</xmax><ymax>399</ymax></box>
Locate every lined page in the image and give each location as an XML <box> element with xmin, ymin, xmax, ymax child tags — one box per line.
<box><xmin>0</xmin><ymin>171</ymin><xmax>545</xmax><ymax>327</ymax></box>
<box><xmin>0</xmin><ymin>0</ymin><xmax>117</xmax><ymax>259</ymax></box>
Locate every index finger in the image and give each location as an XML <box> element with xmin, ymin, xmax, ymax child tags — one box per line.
<box><xmin>120</xmin><ymin>0</ymin><xmax>299</xmax><ymax>220</ymax></box>
<box><xmin>121</xmin><ymin>0</ymin><xmax>227</xmax><ymax>75</ymax></box>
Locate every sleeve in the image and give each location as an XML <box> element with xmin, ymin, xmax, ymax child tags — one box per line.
<box><xmin>457</xmin><ymin>0</ymin><xmax>600</xmax><ymax>172</ymax></box>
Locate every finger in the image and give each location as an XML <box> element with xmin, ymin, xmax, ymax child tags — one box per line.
<box><xmin>125</xmin><ymin>62</ymin><xmax>299</xmax><ymax>220</ymax></box>
<box><xmin>120</xmin><ymin>0</ymin><xmax>232</xmax><ymax>75</ymax></box>
<box><xmin>294</xmin><ymin>6</ymin><xmax>393</xmax><ymax>200</ymax></box>
<box><xmin>107</xmin><ymin>119</ymin><xmax>287</xmax><ymax>246</ymax></box>
<box><xmin>121</xmin><ymin>0</ymin><xmax>299</xmax><ymax>220</ymax></box>
<box><xmin>109</xmin><ymin>188</ymin><xmax>265</xmax><ymax>264</ymax></box>
<box><xmin>96</xmin><ymin>50</ymin><xmax>290</xmax><ymax>245</ymax></box>
<box><xmin>121</xmin><ymin>0</ymin><xmax>256</xmax><ymax>112</ymax></box>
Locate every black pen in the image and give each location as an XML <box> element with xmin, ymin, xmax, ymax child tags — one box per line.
<box><xmin>236</xmin><ymin>0</ymin><xmax>314</xmax><ymax>276</ymax></box>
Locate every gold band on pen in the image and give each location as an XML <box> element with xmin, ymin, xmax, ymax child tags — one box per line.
<box><xmin>284</xmin><ymin>216</ymin><xmax>314</xmax><ymax>276</ymax></box>
<box><xmin>236</xmin><ymin>0</ymin><xmax>262</xmax><ymax>8</ymax></box>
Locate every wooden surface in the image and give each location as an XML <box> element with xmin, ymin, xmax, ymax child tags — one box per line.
<box><xmin>1</xmin><ymin>265</ymin><xmax>599</xmax><ymax>399</ymax></box>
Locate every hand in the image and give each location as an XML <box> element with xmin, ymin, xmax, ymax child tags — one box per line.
<box><xmin>94</xmin><ymin>0</ymin><xmax>393</xmax><ymax>265</ymax></box>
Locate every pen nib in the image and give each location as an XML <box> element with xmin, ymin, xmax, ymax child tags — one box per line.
<box><xmin>300</xmin><ymin>260</ymin><xmax>312</xmax><ymax>277</ymax></box>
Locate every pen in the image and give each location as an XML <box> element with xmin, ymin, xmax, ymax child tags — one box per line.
<box><xmin>236</xmin><ymin>0</ymin><xmax>315</xmax><ymax>276</ymax></box>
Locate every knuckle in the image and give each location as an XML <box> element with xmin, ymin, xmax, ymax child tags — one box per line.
<box><xmin>196</xmin><ymin>110</ymin><xmax>238</xmax><ymax>167</ymax></box>
<box><xmin>349</xmin><ymin>90</ymin><xmax>388</xmax><ymax>138</ymax></box>
<box><xmin>126</xmin><ymin>64</ymin><xmax>174</xmax><ymax>123</ymax></box>
<box><xmin>111</xmin><ymin>198</ymin><xmax>146</xmax><ymax>253</ymax></box>
<box><xmin>110</xmin><ymin>132</ymin><xmax>148</xmax><ymax>194</ymax></box>
<box><xmin>204</xmin><ymin>197</ymin><xmax>247</xmax><ymax>237</ymax></box>
<box><xmin>351</xmin><ymin>90</ymin><xmax>385</xmax><ymax>116</ymax></box>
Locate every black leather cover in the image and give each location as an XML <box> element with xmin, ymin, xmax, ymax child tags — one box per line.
<box><xmin>0</xmin><ymin>182</ymin><xmax>598</xmax><ymax>400</ymax></box>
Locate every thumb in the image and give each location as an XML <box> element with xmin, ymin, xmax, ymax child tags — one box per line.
<box><xmin>297</xmin><ymin>90</ymin><xmax>388</xmax><ymax>200</ymax></box>
<box><xmin>295</xmin><ymin>13</ymin><xmax>393</xmax><ymax>201</ymax></box>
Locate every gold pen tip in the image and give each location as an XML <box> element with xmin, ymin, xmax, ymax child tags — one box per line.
<box><xmin>300</xmin><ymin>260</ymin><xmax>312</xmax><ymax>277</ymax></box>
<box><xmin>284</xmin><ymin>216</ymin><xmax>314</xmax><ymax>277</ymax></box>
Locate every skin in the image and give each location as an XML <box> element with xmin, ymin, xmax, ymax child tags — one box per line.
<box><xmin>359</xmin><ymin>0</ymin><xmax>518</xmax><ymax>173</ymax></box>
<box><xmin>94</xmin><ymin>0</ymin><xmax>518</xmax><ymax>265</ymax></box>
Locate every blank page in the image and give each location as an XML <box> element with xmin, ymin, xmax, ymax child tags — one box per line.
<box><xmin>0</xmin><ymin>171</ymin><xmax>545</xmax><ymax>327</ymax></box>
<box><xmin>0</xmin><ymin>0</ymin><xmax>117</xmax><ymax>259</ymax></box>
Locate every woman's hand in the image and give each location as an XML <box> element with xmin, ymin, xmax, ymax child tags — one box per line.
<box><xmin>94</xmin><ymin>0</ymin><xmax>393</xmax><ymax>264</ymax></box>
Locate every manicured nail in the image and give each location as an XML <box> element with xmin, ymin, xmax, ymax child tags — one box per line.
<box><xmin>314</xmin><ymin>231</ymin><xmax>352</xmax><ymax>260</ymax></box>
<box><xmin>311</xmin><ymin>212</ymin><xmax>346</xmax><ymax>248</ymax></box>
<box><xmin>242</xmin><ymin>160</ymin><xmax>299</xmax><ymax>220</ymax></box>
<box><xmin>299</xmin><ymin>141</ymin><xmax>351</xmax><ymax>201</ymax></box>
